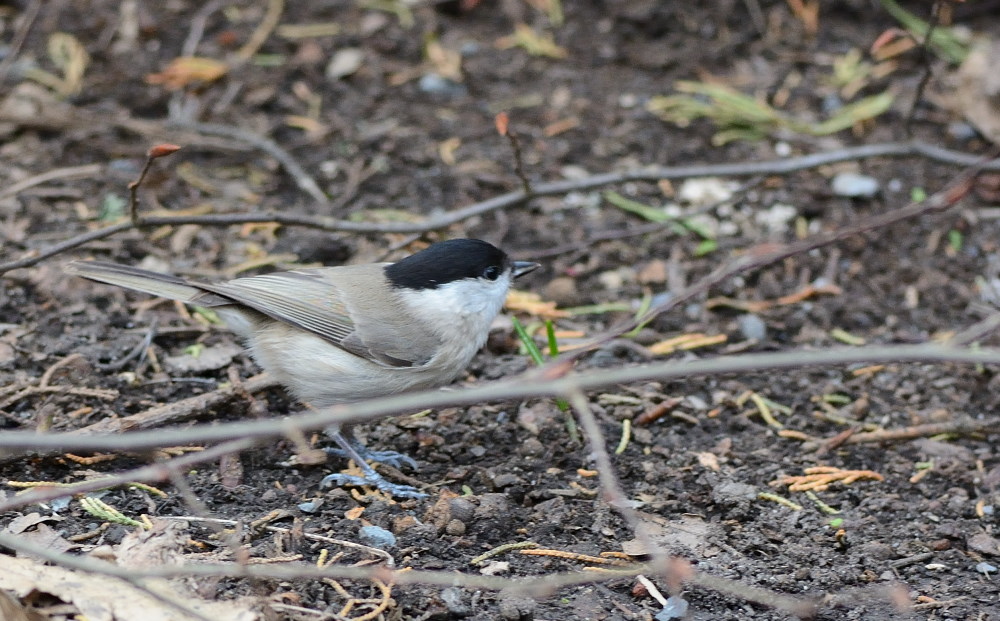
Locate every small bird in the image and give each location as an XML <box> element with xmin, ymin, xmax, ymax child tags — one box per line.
<box><xmin>67</xmin><ymin>239</ymin><xmax>539</xmax><ymax>497</ymax></box>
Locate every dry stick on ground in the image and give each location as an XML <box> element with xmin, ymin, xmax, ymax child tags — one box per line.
<box><xmin>172</xmin><ymin>120</ymin><xmax>326</xmax><ymax>202</ymax></box>
<box><xmin>0</xmin><ymin>372</ymin><xmax>276</xmax><ymax>466</ymax></box>
<box><xmin>0</xmin><ymin>529</ymin><xmax>821</xmax><ymax>618</ymax></box>
<box><xmin>0</xmin><ymin>164</ymin><xmax>102</xmax><ymax>202</ymax></box>
<box><xmin>903</xmin><ymin>0</ymin><xmax>949</xmax><ymax>137</ymax></box>
<box><xmin>0</xmin><ymin>0</ymin><xmax>41</xmax><ymax>85</ymax></box>
<box><xmin>160</xmin><ymin>516</ymin><xmax>394</xmax><ymax>565</ymax></box>
<box><xmin>0</xmin><ymin>353</ymin><xmax>118</xmax><ymax>413</ymax></box>
<box><xmin>0</xmin><ymin>438</ymin><xmax>254</xmax><ymax>512</ymax></box>
<box><xmin>2</xmin><ymin>141</ymin><xmax>998</xmax><ymax>275</ymax></box>
<box><xmin>843</xmin><ymin>418</ymin><xmax>996</xmax><ymax>445</ymax></box>
<box><xmin>67</xmin><ymin>373</ymin><xmax>274</xmax><ymax>436</ymax></box>
<box><xmin>554</xmin><ymin>158</ymin><xmax>987</xmax><ymax>363</ymax></box>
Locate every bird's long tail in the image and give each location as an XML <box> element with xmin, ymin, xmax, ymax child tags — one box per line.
<box><xmin>66</xmin><ymin>261</ymin><xmax>208</xmax><ymax>303</ymax></box>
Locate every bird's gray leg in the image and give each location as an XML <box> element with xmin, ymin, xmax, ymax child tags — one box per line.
<box><xmin>323</xmin><ymin>425</ymin><xmax>419</xmax><ymax>470</ymax></box>
<box><xmin>320</xmin><ymin>426</ymin><xmax>426</xmax><ymax>499</ymax></box>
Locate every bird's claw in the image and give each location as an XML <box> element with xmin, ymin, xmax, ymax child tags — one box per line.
<box><xmin>321</xmin><ymin>472</ymin><xmax>427</xmax><ymax>499</ymax></box>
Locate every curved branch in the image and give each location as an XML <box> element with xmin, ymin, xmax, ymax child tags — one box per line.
<box><xmin>1</xmin><ymin>141</ymin><xmax>996</xmax><ymax>275</ymax></box>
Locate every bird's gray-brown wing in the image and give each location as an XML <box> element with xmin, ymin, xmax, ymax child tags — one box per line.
<box><xmin>69</xmin><ymin>261</ymin><xmax>431</xmax><ymax>368</ymax></box>
<box><xmin>196</xmin><ymin>269</ymin><xmax>357</xmax><ymax>346</ymax></box>
<box><xmin>195</xmin><ymin>267</ymin><xmax>429</xmax><ymax>368</ymax></box>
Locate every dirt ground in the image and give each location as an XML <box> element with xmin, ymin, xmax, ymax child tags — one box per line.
<box><xmin>1</xmin><ymin>1</ymin><xmax>999</xmax><ymax>619</ymax></box>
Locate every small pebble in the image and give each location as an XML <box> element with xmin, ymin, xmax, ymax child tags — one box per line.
<box><xmin>498</xmin><ymin>594</ymin><xmax>536</xmax><ymax>620</ymax></box>
<box><xmin>419</xmin><ymin>73</ymin><xmax>467</xmax><ymax>98</ymax></box>
<box><xmin>448</xmin><ymin>498</ymin><xmax>477</xmax><ymax>524</ymax></box>
<box><xmin>598</xmin><ymin>270</ymin><xmax>625</xmax><ymax>291</ymax></box>
<box><xmin>492</xmin><ymin>473</ymin><xmax>522</xmax><ymax>489</ymax></box>
<box><xmin>297</xmin><ymin>499</ymin><xmax>323</xmax><ymax>514</ymax></box>
<box><xmin>519</xmin><ymin>437</ymin><xmax>545</xmax><ymax>457</ymax></box>
<box><xmin>821</xmin><ymin>93</ymin><xmax>843</xmax><ymax>114</ymax></box>
<box><xmin>655</xmin><ymin>596</ymin><xmax>690</xmax><ymax>620</ymax></box>
<box><xmin>755</xmin><ymin>203</ymin><xmax>798</xmax><ymax>232</ymax></box>
<box><xmin>947</xmin><ymin>121</ymin><xmax>978</xmax><ymax>141</ymax></box>
<box><xmin>678</xmin><ymin>177</ymin><xmax>735</xmax><ymax>205</ymax></box>
<box><xmin>831</xmin><ymin>172</ymin><xmax>880</xmax><ymax>198</ymax></box>
<box><xmin>359</xmin><ymin>525</ymin><xmax>396</xmax><ymax>549</ymax></box>
<box><xmin>619</xmin><ymin>93</ymin><xmax>639</xmax><ymax>108</ymax></box>
<box><xmin>737</xmin><ymin>314</ymin><xmax>767</xmax><ymax>341</ymax></box>
<box><xmin>445</xmin><ymin>519</ymin><xmax>466</xmax><ymax>536</ymax></box>
<box><xmin>975</xmin><ymin>562</ymin><xmax>997</xmax><ymax>575</ymax></box>
<box><xmin>460</xmin><ymin>41</ymin><xmax>481</xmax><ymax>55</ymax></box>
<box><xmin>440</xmin><ymin>587</ymin><xmax>470</xmax><ymax>616</ymax></box>
<box><xmin>637</xmin><ymin>260</ymin><xmax>668</xmax><ymax>284</ymax></box>
<box><xmin>392</xmin><ymin>515</ymin><xmax>421</xmax><ymax>533</ymax></box>
<box><xmin>325</xmin><ymin>48</ymin><xmax>364</xmax><ymax>80</ymax></box>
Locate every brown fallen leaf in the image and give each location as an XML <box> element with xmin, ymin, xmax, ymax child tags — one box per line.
<box><xmin>146</xmin><ymin>56</ymin><xmax>229</xmax><ymax>89</ymax></box>
<box><xmin>505</xmin><ymin>290</ymin><xmax>570</xmax><ymax>319</ymax></box>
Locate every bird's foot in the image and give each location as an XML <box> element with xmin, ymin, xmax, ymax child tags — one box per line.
<box><xmin>322</xmin><ymin>427</ymin><xmax>427</xmax><ymax>498</ymax></box>
<box><xmin>321</xmin><ymin>471</ymin><xmax>427</xmax><ymax>499</ymax></box>
<box><xmin>323</xmin><ymin>446</ymin><xmax>419</xmax><ymax>470</ymax></box>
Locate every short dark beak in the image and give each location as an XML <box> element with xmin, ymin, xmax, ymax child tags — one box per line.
<box><xmin>512</xmin><ymin>261</ymin><xmax>540</xmax><ymax>279</ymax></box>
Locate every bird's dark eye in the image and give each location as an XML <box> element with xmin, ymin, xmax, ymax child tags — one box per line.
<box><xmin>482</xmin><ymin>265</ymin><xmax>501</xmax><ymax>280</ymax></box>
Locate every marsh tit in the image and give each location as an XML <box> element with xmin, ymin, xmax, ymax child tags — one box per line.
<box><xmin>67</xmin><ymin>238</ymin><xmax>539</xmax><ymax>497</ymax></box>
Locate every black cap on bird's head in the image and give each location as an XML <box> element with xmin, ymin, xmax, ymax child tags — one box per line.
<box><xmin>385</xmin><ymin>239</ymin><xmax>539</xmax><ymax>290</ymax></box>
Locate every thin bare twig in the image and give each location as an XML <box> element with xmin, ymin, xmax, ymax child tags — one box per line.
<box><xmin>904</xmin><ymin>0</ymin><xmax>948</xmax><ymax>136</ymax></box>
<box><xmin>234</xmin><ymin>0</ymin><xmax>284</xmax><ymax>63</ymax></box>
<box><xmin>95</xmin><ymin>318</ymin><xmax>158</xmax><ymax>371</ymax></box>
<box><xmin>843</xmin><ymin>418</ymin><xmax>997</xmax><ymax>445</ymax></box>
<box><xmin>0</xmin><ymin>0</ymin><xmax>42</xmax><ymax>84</ymax></box>
<box><xmin>0</xmin><ymin>164</ymin><xmax>102</xmax><ymax>201</ymax></box>
<box><xmin>0</xmin><ymin>529</ymin><xmax>817</xmax><ymax>616</ymax></box>
<box><xmin>160</xmin><ymin>516</ymin><xmax>394</xmax><ymax>566</ymax></box>
<box><xmin>2</xmin><ymin>141</ymin><xmax>996</xmax><ymax>275</ymax></box>
<box><xmin>168</xmin><ymin>120</ymin><xmax>326</xmax><ymax>202</ymax></box>
<box><xmin>0</xmin><ymin>344</ymin><xmax>998</xmax><ymax>458</ymax></box>
<box><xmin>566</xmin><ymin>391</ymin><xmax>674</xmax><ymax>577</ymax></box>
<box><xmin>129</xmin><ymin>148</ymin><xmax>168</xmax><ymax>223</ymax></box>
<box><xmin>180</xmin><ymin>0</ymin><xmax>223</xmax><ymax>56</ymax></box>
<box><xmin>0</xmin><ymin>438</ymin><xmax>254</xmax><ymax>512</ymax></box>
<box><xmin>493</xmin><ymin>112</ymin><xmax>530</xmax><ymax>194</ymax></box>
<box><xmin>556</xmin><ymin>157</ymin><xmax>987</xmax><ymax>362</ymax></box>
<box><xmin>950</xmin><ymin>311</ymin><xmax>1000</xmax><ymax>345</ymax></box>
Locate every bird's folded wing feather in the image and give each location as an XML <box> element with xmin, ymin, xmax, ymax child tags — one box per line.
<box><xmin>197</xmin><ymin>271</ymin><xmax>357</xmax><ymax>347</ymax></box>
<box><xmin>196</xmin><ymin>269</ymin><xmax>435</xmax><ymax>368</ymax></box>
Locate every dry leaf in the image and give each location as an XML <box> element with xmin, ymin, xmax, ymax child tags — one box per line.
<box><xmin>505</xmin><ymin>290</ymin><xmax>569</xmax><ymax>318</ymax></box>
<box><xmin>496</xmin><ymin>24</ymin><xmax>568</xmax><ymax>59</ymax></box>
<box><xmin>955</xmin><ymin>39</ymin><xmax>1000</xmax><ymax>145</ymax></box>
<box><xmin>147</xmin><ymin>57</ymin><xmax>229</xmax><ymax>89</ymax></box>
<box><xmin>0</xmin><ymin>554</ymin><xmax>260</xmax><ymax>621</ymax></box>
<box><xmin>438</xmin><ymin>137</ymin><xmax>461</xmax><ymax>165</ymax></box>
<box><xmin>425</xmin><ymin>40</ymin><xmax>463</xmax><ymax>81</ymax></box>
<box><xmin>696</xmin><ymin>452</ymin><xmax>720</xmax><ymax>471</ymax></box>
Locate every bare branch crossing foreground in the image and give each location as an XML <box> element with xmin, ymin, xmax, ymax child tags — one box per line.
<box><xmin>1</xmin><ymin>343</ymin><xmax>998</xmax><ymax>458</ymax></box>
